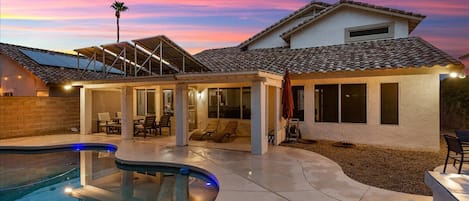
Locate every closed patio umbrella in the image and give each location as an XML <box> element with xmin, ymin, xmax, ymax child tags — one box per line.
<box><xmin>282</xmin><ymin>69</ymin><xmax>294</xmax><ymax>119</ymax></box>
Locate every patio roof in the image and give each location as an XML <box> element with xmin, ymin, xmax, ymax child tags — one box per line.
<box><xmin>74</xmin><ymin>35</ymin><xmax>210</xmax><ymax>78</ymax></box>
<box><xmin>70</xmin><ymin>70</ymin><xmax>283</xmax><ymax>88</ymax></box>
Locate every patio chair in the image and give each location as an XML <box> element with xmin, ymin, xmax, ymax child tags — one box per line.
<box><xmin>456</xmin><ymin>130</ymin><xmax>469</xmax><ymax>142</ymax></box>
<box><xmin>189</xmin><ymin>119</ymin><xmax>219</xmax><ymax>140</ymax></box>
<box><xmin>443</xmin><ymin>135</ymin><xmax>469</xmax><ymax>174</ymax></box>
<box><xmin>97</xmin><ymin>112</ymin><xmax>116</xmax><ymax>133</ymax></box>
<box><xmin>155</xmin><ymin>114</ymin><xmax>171</xmax><ymax>136</ymax></box>
<box><xmin>134</xmin><ymin>115</ymin><xmax>156</xmax><ymax>138</ymax></box>
<box><xmin>212</xmin><ymin>121</ymin><xmax>238</xmax><ymax>143</ymax></box>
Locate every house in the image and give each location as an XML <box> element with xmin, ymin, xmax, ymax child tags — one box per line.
<box><xmin>71</xmin><ymin>0</ymin><xmax>464</xmax><ymax>154</ymax></box>
<box><xmin>0</xmin><ymin>43</ymin><xmax>121</xmax><ymax>97</ymax></box>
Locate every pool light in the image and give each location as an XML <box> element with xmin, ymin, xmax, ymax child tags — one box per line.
<box><xmin>205</xmin><ymin>182</ymin><xmax>212</xmax><ymax>187</ymax></box>
<box><xmin>64</xmin><ymin>186</ymin><xmax>73</xmax><ymax>194</ymax></box>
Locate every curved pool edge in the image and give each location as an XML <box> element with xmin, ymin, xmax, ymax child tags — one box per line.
<box><xmin>0</xmin><ymin>142</ymin><xmax>220</xmax><ymax>195</ymax></box>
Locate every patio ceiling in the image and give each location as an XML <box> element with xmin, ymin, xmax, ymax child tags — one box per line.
<box><xmin>74</xmin><ymin>35</ymin><xmax>210</xmax><ymax>77</ymax></box>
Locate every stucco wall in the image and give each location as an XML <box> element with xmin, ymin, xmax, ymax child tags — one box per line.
<box><xmin>291</xmin><ymin>74</ymin><xmax>440</xmax><ymax>151</ymax></box>
<box><xmin>91</xmin><ymin>90</ymin><xmax>121</xmax><ymax>132</ymax></box>
<box><xmin>0</xmin><ymin>97</ymin><xmax>80</xmax><ymax>139</ymax></box>
<box><xmin>290</xmin><ymin>7</ymin><xmax>409</xmax><ymax>49</ymax></box>
<box><xmin>0</xmin><ymin>54</ymin><xmax>48</xmax><ymax>96</ymax></box>
<box><xmin>248</xmin><ymin>17</ymin><xmax>314</xmax><ymax>50</ymax></box>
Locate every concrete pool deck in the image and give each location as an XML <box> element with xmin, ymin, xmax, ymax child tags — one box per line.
<box><xmin>0</xmin><ymin>134</ymin><xmax>431</xmax><ymax>201</ymax></box>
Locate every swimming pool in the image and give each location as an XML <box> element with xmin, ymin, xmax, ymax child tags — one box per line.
<box><xmin>0</xmin><ymin>144</ymin><xmax>219</xmax><ymax>201</ymax></box>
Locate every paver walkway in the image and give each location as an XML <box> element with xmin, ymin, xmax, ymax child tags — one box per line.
<box><xmin>0</xmin><ymin>134</ymin><xmax>431</xmax><ymax>201</ymax></box>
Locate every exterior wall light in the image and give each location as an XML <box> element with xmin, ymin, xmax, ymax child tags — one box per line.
<box><xmin>17</xmin><ymin>75</ymin><xmax>22</xmax><ymax>79</ymax></box>
<box><xmin>64</xmin><ymin>85</ymin><xmax>72</xmax><ymax>90</ymax></box>
<box><xmin>449</xmin><ymin>72</ymin><xmax>458</xmax><ymax>78</ymax></box>
<box><xmin>3</xmin><ymin>77</ymin><xmax>8</xmax><ymax>81</ymax></box>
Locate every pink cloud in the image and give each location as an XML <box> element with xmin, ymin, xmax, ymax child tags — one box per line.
<box><xmin>366</xmin><ymin>0</ymin><xmax>469</xmax><ymax>16</ymax></box>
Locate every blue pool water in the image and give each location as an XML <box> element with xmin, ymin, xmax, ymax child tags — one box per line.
<box><xmin>0</xmin><ymin>144</ymin><xmax>218</xmax><ymax>201</ymax></box>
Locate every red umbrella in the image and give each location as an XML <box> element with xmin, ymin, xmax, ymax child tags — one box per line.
<box><xmin>282</xmin><ymin>69</ymin><xmax>294</xmax><ymax>119</ymax></box>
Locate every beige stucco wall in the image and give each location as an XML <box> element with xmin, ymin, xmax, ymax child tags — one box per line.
<box><xmin>91</xmin><ymin>90</ymin><xmax>121</xmax><ymax>132</ymax></box>
<box><xmin>0</xmin><ymin>54</ymin><xmax>48</xmax><ymax>96</ymax></box>
<box><xmin>291</xmin><ymin>6</ymin><xmax>409</xmax><ymax>49</ymax></box>
<box><xmin>291</xmin><ymin>74</ymin><xmax>440</xmax><ymax>151</ymax></box>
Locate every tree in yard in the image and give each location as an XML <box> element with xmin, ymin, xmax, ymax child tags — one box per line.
<box><xmin>111</xmin><ymin>1</ymin><xmax>128</xmax><ymax>43</ymax></box>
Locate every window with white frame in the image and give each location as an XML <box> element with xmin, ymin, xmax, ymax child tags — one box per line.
<box><xmin>136</xmin><ymin>89</ymin><xmax>156</xmax><ymax>116</ymax></box>
<box><xmin>345</xmin><ymin>22</ymin><xmax>394</xmax><ymax>43</ymax></box>
<box><xmin>208</xmin><ymin>87</ymin><xmax>251</xmax><ymax>119</ymax></box>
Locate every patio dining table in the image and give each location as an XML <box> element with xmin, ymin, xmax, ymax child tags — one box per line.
<box><xmin>106</xmin><ymin>116</ymin><xmax>147</xmax><ymax>135</ymax></box>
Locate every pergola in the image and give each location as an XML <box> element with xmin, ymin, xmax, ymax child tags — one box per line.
<box><xmin>74</xmin><ymin>35</ymin><xmax>210</xmax><ymax>78</ymax></box>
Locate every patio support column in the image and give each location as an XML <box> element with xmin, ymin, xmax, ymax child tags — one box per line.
<box><xmin>80</xmin><ymin>88</ymin><xmax>92</xmax><ymax>135</ymax></box>
<box><xmin>176</xmin><ymin>83</ymin><xmax>189</xmax><ymax>146</ymax></box>
<box><xmin>251</xmin><ymin>80</ymin><xmax>268</xmax><ymax>155</ymax></box>
<box><xmin>121</xmin><ymin>86</ymin><xmax>134</xmax><ymax>140</ymax></box>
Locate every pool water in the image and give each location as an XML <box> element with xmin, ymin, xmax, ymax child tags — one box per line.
<box><xmin>0</xmin><ymin>146</ymin><xmax>218</xmax><ymax>201</ymax></box>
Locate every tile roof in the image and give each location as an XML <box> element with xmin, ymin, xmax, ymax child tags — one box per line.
<box><xmin>281</xmin><ymin>0</ymin><xmax>425</xmax><ymax>40</ymax></box>
<box><xmin>0</xmin><ymin>43</ymin><xmax>121</xmax><ymax>85</ymax></box>
<box><xmin>195</xmin><ymin>37</ymin><xmax>462</xmax><ymax>74</ymax></box>
<box><xmin>238</xmin><ymin>1</ymin><xmax>331</xmax><ymax>50</ymax></box>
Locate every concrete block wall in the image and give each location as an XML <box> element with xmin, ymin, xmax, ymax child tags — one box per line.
<box><xmin>0</xmin><ymin>97</ymin><xmax>80</xmax><ymax>139</ymax></box>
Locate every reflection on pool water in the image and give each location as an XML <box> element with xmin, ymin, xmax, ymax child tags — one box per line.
<box><xmin>0</xmin><ymin>145</ymin><xmax>219</xmax><ymax>201</ymax></box>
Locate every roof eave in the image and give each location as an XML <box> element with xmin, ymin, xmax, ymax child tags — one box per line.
<box><xmin>238</xmin><ymin>2</ymin><xmax>331</xmax><ymax>50</ymax></box>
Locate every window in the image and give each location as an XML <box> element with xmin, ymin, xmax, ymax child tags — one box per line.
<box><xmin>136</xmin><ymin>89</ymin><xmax>156</xmax><ymax>116</ymax></box>
<box><xmin>381</xmin><ymin>83</ymin><xmax>398</xmax><ymax>125</ymax></box>
<box><xmin>208</xmin><ymin>87</ymin><xmax>250</xmax><ymax>119</ymax></box>
<box><xmin>208</xmin><ymin>88</ymin><xmax>218</xmax><ymax>118</ymax></box>
<box><xmin>315</xmin><ymin>84</ymin><xmax>338</xmax><ymax>122</ymax></box>
<box><xmin>341</xmin><ymin>84</ymin><xmax>367</xmax><ymax>123</ymax></box>
<box><xmin>219</xmin><ymin>88</ymin><xmax>241</xmax><ymax>118</ymax></box>
<box><xmin>345</xmin><ymin>22</ymin><xmax>394</xmax><ymax>43</ymax></box>
<box><xmin>162</xmin><ymin>89</ymin><xmax>174</xmax><ymax>116</ymax></box>
<box><xmin>349</xmin><ymin>27</ymin><xmax>389</xmax><ymax>37</ymax></box>
<box><xmin>242</xmin><ymin>87</ymin><xmax>251</xmax><ymax>119</ymax></box>
<box><xmin>292</xmin><ymin>86</ymin><xmax>304</xmax><ymax>121</ymax></box>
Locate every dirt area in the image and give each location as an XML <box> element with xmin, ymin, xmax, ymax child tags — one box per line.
<box><xmin>281</xmin><ymin>138</ymin><xmax>447</xmax><ymax>196</ymax></box>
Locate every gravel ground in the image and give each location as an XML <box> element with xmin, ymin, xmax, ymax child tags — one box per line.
<box><xmin>281</xmin><ymin>138</ymin><xmax>447</xmax><ymax>196</ymax></box>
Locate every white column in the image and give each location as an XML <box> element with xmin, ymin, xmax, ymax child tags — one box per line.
<box><xmin>251</xmin><ymin>80</ymin><xmax>268</xmax><ymax>155</ymax></box>
<box><xmin>121</xmin><ymin>86</ymin><xmax>134</xmax><ymax>140</ymax></box>
<box><xmin>176</xmin><ymin>84</ymin><xmax>189</xmax><ymax>146</ymax></box>
<box><xmin>80</xmin><ymin>88</ymin><xmax>92</xmax><ymax>135</ymax></box>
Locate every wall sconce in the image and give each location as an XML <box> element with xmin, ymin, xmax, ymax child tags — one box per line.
<box><xmin>197</xmin><ymin>90</ymin><xmax>203</xmax><ymax>99</ymax></box>
<box><xmin>3</xmin><ymin>77</ymin><xmax>8</xmax><ymax>81</ymax></box>
<box><xmin>449</xmin><ymin>72</ymin><xmax>458</xmax><ymax>78</ymax></box>
<box><xmin>17</xmin><ymin>75</ymin><xmax>22</xmax><ymax>79</ymax></box>
<box><xmin>63</xmin><ymin>85</ymin><xmax>72</xmax><ymax>90</ymax></box>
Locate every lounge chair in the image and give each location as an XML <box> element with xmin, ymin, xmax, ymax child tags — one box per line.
<box><xmin>155</xmin><ymin>114</ymin><xmax>171</xmax><ymax>136</ymax></box>
<box><xmin>134</xmin><ymin>116</ymin><xmax>156</xmax><ymax>138</ymax></box>
<box><xmin>189</xmin><ymin>120</ymin><xmax>219</xmax><ymax>140</ymax></box>
<box><xmin>212</xmin><ymin>121</ymin><xmax>238</xmax><ymax>143</ymax></box>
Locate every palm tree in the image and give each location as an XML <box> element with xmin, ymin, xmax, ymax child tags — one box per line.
<box><xmin>111</xmin><ymin>1</ymin><xmax>128</xmax><ymax>43</ymax></box>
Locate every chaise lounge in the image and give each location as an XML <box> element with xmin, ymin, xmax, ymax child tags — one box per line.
<box><xmin>212</xmin><ymin>121</ymin><xmax>238</xmax><ymax>143</ymax></box>
<box><xmin>189</xmin><ymin>120</ymin><xmax>219</xmax><ymax>140</ymax></box>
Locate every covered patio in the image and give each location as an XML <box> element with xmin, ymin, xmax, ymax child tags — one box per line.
<box><xmin>72</xmin><ymin>35</ymin><xmax>285</xmax><ymax>155</ymax></box>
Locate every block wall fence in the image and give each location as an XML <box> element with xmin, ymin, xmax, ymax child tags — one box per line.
<box><xmin>0</xmin><ymin>97</ymin><xmax>80</xmax><ymax>139</ymax></box>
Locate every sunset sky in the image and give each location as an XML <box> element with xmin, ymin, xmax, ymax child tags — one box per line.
<box><xmin>1</xmin><ymin>0</ymin><xmax>468</xmax><ymax>65</ymax></box>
